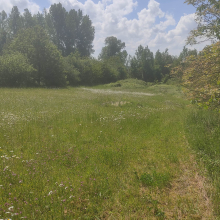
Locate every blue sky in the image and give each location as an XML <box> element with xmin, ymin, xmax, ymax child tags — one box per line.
<box><xmin>0</xmin><ymin>0</ymin><xmax>210</xmax><ymax>57</ymax></box>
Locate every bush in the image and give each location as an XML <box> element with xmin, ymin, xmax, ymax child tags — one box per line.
<box><xmin>0</xmin><ymin>52</ymin><xmax>36</xmax><ymax>87</ymax></box>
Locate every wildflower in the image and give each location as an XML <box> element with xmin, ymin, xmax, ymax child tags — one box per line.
<box><xmin>4</xmin><ymin>166</ymin><xmax>9</xmax><ymax>170</ymax></box>
<box><xmin>48</xmin><ymin>191</ymin><xmax>53</xmax><ymax>196</ymax></box>
<box><xmin>8</xmin><ymin>206</ymin><xmax>14</xmax><ymax>211</ymax></box>
<box><xmin>65</xmin><ymin>187</ymin><xmax>68</xmax><ymax>190</ymax></box>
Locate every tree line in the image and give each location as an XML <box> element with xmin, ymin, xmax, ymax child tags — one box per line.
<box><xmin>0</xmin><ymin>1</ymin><xmax>218</xmax><ymax>91</ymax></box>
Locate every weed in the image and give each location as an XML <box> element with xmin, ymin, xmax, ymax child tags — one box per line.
<box><xmin>140</xmin><ymin>171</ymin><xmax>171</xmax><ymax>188</ymax></box>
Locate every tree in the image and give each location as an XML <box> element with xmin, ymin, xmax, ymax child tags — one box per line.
<box><xmin>75</xmin><ymin>13</ymin><xmax>95</xmax><ymax>57</ymax></box>
<box><xmin>34</xmin><ymin>11</ymin><xmax>46</xmax><ymax>28</ymax></box>
<box><xmin>129</xmin><ymin>45</ymin><xmax>154</xmax><ymax>82</ymax></box>
<box><xmin>7</xmin><ymin>26</ymin><xmax>66</xmax><ymax>87</ymax></box>
<box><xmin>22</xmin><ymin>9</ymin><xmax>36</xmax><ymax>29</ymax></box>
<box><xmin>185</xmin><ymin>0</ymin><xmax>220</xmax><ymax>44</ymax></box>
<box><xmin>99</xmin><ymin>36</ymin><xmax>127</xmax><ymax>61</ymax></box>
<box><xmin>46</xmin><ymin>3</ymin><xmax>95</xmax><ymax>57</ymax></box>
<box><xmin>0</xmin><ymin>10</ymin><xmax>8</xmax><ymax>54</ymax></box>
<box><xmin>46</xmin><ymin>3</ymin><xmax>68</xmax><ymax>55</ymax></box>
<box><xmin>8</xmin><ymin>6</ymin><xmax>22</xmax><ymax>37</ymax></box>
<box><xmin>179</xmin><ymin>46</ymin><xmax>197</xmax><ymax>61</ymax></box>
<box><xmin>171</xmin><ymin>42</ymin><xmax>220</xmax><ymax>109</ymax></box>
<box><xmin>0</xmin><ymin>52</ymin><xmax>36</xmax><ymax>87</ymax></box>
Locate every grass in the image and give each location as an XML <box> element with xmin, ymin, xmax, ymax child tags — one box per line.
<box><xmin>185</xmin><ymin>108</ymin><xmax>220</xmax><ymax>216</ymax></box>
<box><xmin>0</xmin><ymin>80</ymin><xmax>216</xmax><ymax>219</ymax></box>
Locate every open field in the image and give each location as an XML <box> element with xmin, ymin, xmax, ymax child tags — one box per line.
<box><xmin>0</xmin><ymin>81</ymin><xmax>217</xmax><ymax>219</ymax></box>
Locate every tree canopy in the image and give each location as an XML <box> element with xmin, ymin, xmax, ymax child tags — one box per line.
<box><xmin>7</xmin><ymin>26</ymin><xmax>66</xmax><ymax>87</ymax></box>
<box><xmin>185</xmin><ymin>0</ymin><xmax>220</xmax><ymax>44</ymax></box>
<box><xmin>99</xmin><ymin>36</ymin><xmax>127</xmax><ymax>61</ymax></box>
<box><xmin>46</xmin><ymin>3</ymin><xmax>95</xmax><ymax>56</ymax></box>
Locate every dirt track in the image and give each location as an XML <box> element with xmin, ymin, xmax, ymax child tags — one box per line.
<box><xmin>82</xmin><ymin>88</ymin><xmax>154</xmax><ymax>96</ymax></box>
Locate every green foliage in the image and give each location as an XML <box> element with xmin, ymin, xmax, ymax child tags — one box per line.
<box><xmin>104</xmin><ymin>78</ymin><xmax>149</xmax><ymax>89</ymax></box>
<box><xmin>185</xmin><ymin>0</ymin><xmax>220</xmax><ymax>44</ymax></box>
<box><xmin>0</xmin><ymin>52</ymin><xmax>36</xmax><ymax>87</ymax></box>
<box><xmin>99</xmin><ymin>36</ymin><xmax>127</xmax><ymax>61</ymax></box>
<box><xmin>46</xmin><ymin>3</ymin><xmax>95</xmax><ymax>56</ymax></box>
<box><xmin>129</xmin><ymin>45</ymin><xmax>155</xmax><ymax>82</ymax></box>
<box><xmin>63</xmin><ymin>53</ymin><xmax>81</xmax><ymax>86</ymax></box>
<box><xmin>7</xmin><ymin>26</ymin><xmax>66</xmax><ymax>87</ymax></box>
<box><xmin>178</xmin><ymin>46</ymin><xmax>197</xmax><ymax>62</ymax></box>
<box><xmin>8</xmin><ymin>6</ymin><xmax>22</xmax><ymax>37</ymax></box>
<box><xmin>185</xmin><ymin>109</ymin><xmax>220</xmax><ymax>215</ymax></box>
<box><xmin>0</xmin><ymin>10</ymin><xmax>8</xmax><ymax>54</ymax></box>
<box><xmin>171</xmin><ymin>42</ymin><xmax>220</xmax><ymax>110</ymax></box>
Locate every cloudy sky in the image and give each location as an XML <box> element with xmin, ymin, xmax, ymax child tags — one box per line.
<box><xmin>0</xmin><ymin>0</ymin><xmax>211</xmax><ymax>57</ymax></box>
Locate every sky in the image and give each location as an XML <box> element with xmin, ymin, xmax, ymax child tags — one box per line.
<box><xmin>0</xmin><ymin>0</ymin><xmax>211</xmax><ymax>57</ymax></box>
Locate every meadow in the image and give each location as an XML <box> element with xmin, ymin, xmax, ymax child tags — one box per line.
<box><xmin>0</xmin><ymin>80</ymin><xmax>218</xmax><ymax>219</ymax></box>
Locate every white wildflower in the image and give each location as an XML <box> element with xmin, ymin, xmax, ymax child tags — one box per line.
<box><xmin>48</xmin><ymin>191</ymin><xmax>53</xmax><ymax>195</ymax></box>
<box><xmin>8</xmin><ymin>206</ymin><xmax>14</xmax><ymax>211</ymax></box>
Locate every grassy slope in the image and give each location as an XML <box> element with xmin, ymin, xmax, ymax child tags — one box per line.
<box><xmin>0</xmin><ymin>81</ymin><xmax>216</xmax><ymax>219</ymax></box>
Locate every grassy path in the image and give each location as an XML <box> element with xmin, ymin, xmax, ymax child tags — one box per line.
<box><xmin>0</xmin><ymin>83</ymin><xmax>215</xmax><ymax>219</ymax></box>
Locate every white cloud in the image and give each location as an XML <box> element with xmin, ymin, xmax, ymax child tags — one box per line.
<box><xmin>0</xmin><ymin>0</ymin><xmax>40</xmax><ymax>14</ymax></box>
<box><xmin>149</xmin><ymin>13</ymin><xmax>202</xmax><ymax>55</ymax></box>
<box><xmin>2</xmin><ymin>0</ymin><xmax>210</xmax><ymax>56</ymax></box>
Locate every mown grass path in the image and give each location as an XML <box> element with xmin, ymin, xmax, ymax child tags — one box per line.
<box><xmin>0</xmin><ymin>84</ymin><xmax>214</xmax><ymax>219</ymax></box>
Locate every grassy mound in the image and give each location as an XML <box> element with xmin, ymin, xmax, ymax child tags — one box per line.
<box><xmin>103</xmin><ymin>78</ymin><xmax>152</xmax><ymax>89</ymax></box>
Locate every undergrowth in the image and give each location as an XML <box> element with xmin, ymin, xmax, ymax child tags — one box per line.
<box><xmin>185</xmin><ymin>109</ymin><xmax>220</xmax><ymax>216</ymax></box>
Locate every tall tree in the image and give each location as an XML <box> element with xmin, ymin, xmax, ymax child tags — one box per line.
<box><xmin>135</xmin><ymin>45</ymin><xmax>154</xmax><ymax>82</ymax></box>
<box><xmin>34</xmin><ymin>11</ymin><xmax>46</xmax><ymax>28</ymax></box>
<box><xmin>179</xmin><ymin>46</ymin><xmax>197</xmax><ymax>61</ymax></box>
<box><xmin>99</xmin><ymin>36</ymin><xmax>126</xmax><ymax>60</ymax></box>
<box><xmin>46</xmin><ymin>3</ymin><xmax>68</xmax><ymax>55</ymax></box>
<box><xmin>46</xmin><ymin>3</ymin><xmax>95</xmax><ymax>56</ymax></box>
<box><xmin>22</xmin><ymin>8</ymin><xmax>36</xmax><ymax>29</ymax></box>
<box><xmin>185</xmin><ymin>0</ymin><xmax>220</xmax><ymax>44</ymax></box>
<box><xmin>8</xmin><ymin>6</ymin><xmax>22</xmax><ymax>37</ymax></box>
<box><xmin>8</xmin><ymin>26</ymin><xmax>66</xmax><ymax>87</ymax></box>
<box><xmin>75</xmin><ymin>13</ymin><xmax>95</xmax><ymax>56</ymax></box>
<box><xmin>0</xmin><ymin>10</ymin><xmax>8</xmax><ymax>54</ymax></box>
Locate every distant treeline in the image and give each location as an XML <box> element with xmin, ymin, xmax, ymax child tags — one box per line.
<box><xmin>0</xmin><ymin>3</ymin><xmax>198</xmax><ymax>87</ymax></box>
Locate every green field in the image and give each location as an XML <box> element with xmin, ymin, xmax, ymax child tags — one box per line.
<box><xmin>0</xmin><ymin>81</ymin><xmax>218</xmax><ymax>219</ymax></box>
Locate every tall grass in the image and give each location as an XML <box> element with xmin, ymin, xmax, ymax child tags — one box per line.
<box><xmin>0</xmin><ymin>82</ymin><xmax>216</xmax><ymax>219</ymax></box>
<box><xmin>185</xmin><ymin>109</ymin><xmax>220</xmax><ymax>216</ymax></box>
